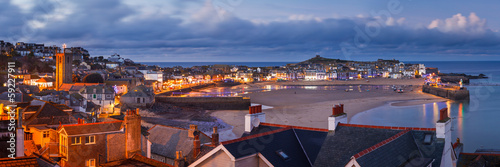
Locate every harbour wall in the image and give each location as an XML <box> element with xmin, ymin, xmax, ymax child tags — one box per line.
<box><xmin>157</xmin><ymin>83</ymin><xmax>215</xmax><ymax>96</ymax></box>
<box><xmin>422</xmin><ymin>85</ymin><xmax>470</xmax><ymax>100</ymax></box>
<box><xmin>155</xmin><ymin>96</ymin><xmax>251</xmax><ymax>110</ymax></box>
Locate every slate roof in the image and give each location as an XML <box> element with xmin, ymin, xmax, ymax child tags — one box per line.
<box><xmin>457</xmin><ymin>153</ymin><xmax>500</xmax><ymax>167</ymax></box>
<box><xmin>122</xmin><ymin>85</ymin><xmax>154</xmax><ymax>98</ymax></box>
<box><xmin>313</xmin><ymin>123</ymin><xmax>444</xmax><ymax>167</ymax></box>
<box><xmin>59</xmin><ymin>83</ymin><xmax>102</xmax><ymax>92</ymax></box>
<box><xmin>0</xmin><ymin>156</ymin><xmax>39</xmax><ymax>167</ymax></box>
<box><xmin>79</xmin><ymin>85</ymin><xmax>115</xmax><ymax>94</ymax></box>
<box><xmin>61</xmin><ymin>121</ymin><xmax>123</xmax><ymax>136</ymax></box>
<box><xmin>148</xmin><ymin>125</ymin><xmax>212</xmax><ymax>159</ymax></box>
<box><xmin>0</xmin><ymin>92</ymin><xmax>34</xmax><ymax>103</ymax></box>
<box><xmin>356</xmin><ymin>130</ymin><xmax>422</xmax><ymax>166</ymax></box>
<box><xmin>23</xmin><ymin>100</ymin><xmax>78</xmax><ymax>126</ymax></box>
<box><xmin>223</xmin><ymin>123</ymin><xmax>328</xmax><ymax>167</ymax></box>
<box><xmin>100</xmin><ymin>154</ymin><xmax>173</xmax><ymax>167</ymax></box>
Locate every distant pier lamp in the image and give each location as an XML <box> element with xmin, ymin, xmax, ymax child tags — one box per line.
<box><xmin>459</xmin><ymin>79</ymin><xmax>463</xmax><ymax>89</ymax></box>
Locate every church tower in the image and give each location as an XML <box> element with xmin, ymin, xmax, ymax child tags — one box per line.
<box><xmin>55</xmin><ymin>44</ymin><xmax>73</xmax><ymax>91</ymax></box>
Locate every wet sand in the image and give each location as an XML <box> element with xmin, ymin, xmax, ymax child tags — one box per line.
<box><xmin>210</xmin><ymin>78</ymin><xmax>446</xmax><ymax>139</ymax></box>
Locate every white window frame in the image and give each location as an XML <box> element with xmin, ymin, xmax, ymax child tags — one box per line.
<box><xmin>85</xmin><ymin>136</ymin><xmax>96</xmax><ymax>144</ymax></box>
<box><xmin>71</xmin><ymin>136</ymin><xmax>81</xmax><ymax>145</ymax></box>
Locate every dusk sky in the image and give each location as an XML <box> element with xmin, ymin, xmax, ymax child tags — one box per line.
<box><xmin>1</xmin><ymin>0</ymin><xmax>499</xmax><ymax>62</ymax></box>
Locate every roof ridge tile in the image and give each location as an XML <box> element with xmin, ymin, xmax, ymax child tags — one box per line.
<box><xmin>353</xmin><ymin>129</ymin><xmax>411</xmax><ymax>159</ymax></box>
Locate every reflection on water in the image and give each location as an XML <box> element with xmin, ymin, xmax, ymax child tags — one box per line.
<box><xmin>170</xmin><ymin>85</ymin><xmax>388</xmax><ymax>97</ymax></box>
<box><xmin>351</xmin><ymin>86</ymin><xmax>500</xmax><ymax>152</ymax></box>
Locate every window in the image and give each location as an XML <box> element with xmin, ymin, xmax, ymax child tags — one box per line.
<box><xmin>86</xmin><ymin>159</ymin><xmax>96</xmax><ymax>167</ymax></box>
<box><xmin>61</xmin><ymin>136</ymin><xmax>67</xmax><ymax>155</ymax></box>
<box><xmin>71</xmin><ymin>137</ymin><xmax>81</xmax><ymax>145</ymax></box>
<box><xmin>276</xmin><ymin>150</ymin><xmax>290</xmax><ymax>160</ymax></box>
<box><xmin>25</xmin><ymin>132</ymin><xmax>33</xmax><ymax>140</ymax></box>
<box><xmin>423</xmin><ymin>133</ymin><xmax>433</xmax><ymax>145</ymax></box>
<box><xmin>85</xmin><ymin>136</ymin><xmax>95</xmax><ymax>144</ymax></box>
<box><xmin>43</xmin><ymin>131</ymin><xmax>49</xmax><ymax>138</ymax></box>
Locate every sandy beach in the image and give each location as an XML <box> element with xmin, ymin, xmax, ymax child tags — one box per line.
<box><xmin>210</xmin><ymin>78</ymin><xmax>447</xmax><ymax>139</ymax></box>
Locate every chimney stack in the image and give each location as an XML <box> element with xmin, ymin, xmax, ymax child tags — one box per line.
<box><xmin>245</xmin><ymin>105</ymin><xmax>265</xmax><ymax>132</ymax></box>
<box><xmin>193</xmin><ymin>134</ymin><xmax>201</xmax><ymax>159</ymax></box>
<box><xmin>211</xmin><ymin>127</ymin><xmax>219</xmax><ymax>146</ymax></box>
<box><xmin>328</xmin><ymin>104</ymin><xmax>347</xmax><ymax>131</ymax></box>
<box><xmin>16</xmin><ymin>107</ymin><xmax>24</xmax><ymax>157</ymax></box>
<box><xmin>124</xmin><ymin>108</ymin><xmax>142</xmax><ymax>158</ymax></box>
<box><xmin>188</xmin><ymin>125</ymin><xmax>198</xmax><ymax>138</ymax></box>
<box><xmin>174</xmin><ymin>151</ymin><xmax>185</xmax><ymax>167</ymax></box>
<box><xmin>436</xmin><ymin>108</ymin><xmax>453</xmax><ymax>166</ymax></box>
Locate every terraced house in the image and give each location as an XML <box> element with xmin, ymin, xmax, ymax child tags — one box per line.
<box><xmin>79</xmin><ymin>85</ymin><xmax>117</xmax><ymax>116</ymax></box>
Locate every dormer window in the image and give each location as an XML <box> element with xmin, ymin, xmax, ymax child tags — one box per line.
<box><xmin>423</xmin><ymin>133</ymin><xmax>433</xmax><ymax>145</ymax></box>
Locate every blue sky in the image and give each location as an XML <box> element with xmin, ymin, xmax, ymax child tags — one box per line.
<box><xmin>1</xmin><ymin>0</ymin><xmax>499</xmax><ymax>62</ymax></box>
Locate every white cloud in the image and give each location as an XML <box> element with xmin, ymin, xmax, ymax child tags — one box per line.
<box><xmin>288</xmin><ymin>14</ymin><xmax>322</xmax><ymax>22</ymax></box>
<box><xmin>427</xmin><ymin>12</ymin><xmax>487</xmax><ymax>34</ymax></box>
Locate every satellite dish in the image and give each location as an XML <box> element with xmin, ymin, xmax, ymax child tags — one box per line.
<box><xmin>251</xmin><ymin>117</ymin><xmax>261</xmax><ymax>127</ymax></box>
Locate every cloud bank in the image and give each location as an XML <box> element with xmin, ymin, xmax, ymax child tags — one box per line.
<box><xmin>1</xmin><ymin>0</ymin><xmax>499</xmax><ymax>61</ymax></box>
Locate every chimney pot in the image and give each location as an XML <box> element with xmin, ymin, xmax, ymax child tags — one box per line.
<box><xmin>212</xmin><ymin>127</ymin><xmax>219</xmax><ymax>146</ymax></box>
<box><xmin>439</xmin><ymin>108</ymin><xmax>448</xmax><ymax>121</ymax></box>
<box><xmin>136</xmin><ymin>108</ymin><xmax>139</xmax><ymax>115</ymax></box>
<box><xmin>193</xmin><ymin>134</ymin><xmax>201</xmax><ymax>159</ymax></box>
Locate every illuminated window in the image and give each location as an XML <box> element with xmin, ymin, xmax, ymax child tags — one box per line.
<box><xmin>71</xmin><ymin>137</ymin><xmax>81</xmax><ymax>145</ymax></box>
<box><xmin>86</xmin><ymin>159</ymin><xmax>96</xmax><ymax>167</ymax></box>
<box><xmin>43</xmin><ymin>131</ymin><xmax>49</xmax><ymax>138</ymax></box>
<box><xmin>85</xmin><ymin>136</ymin><xmax>95</xmax><ymax>144</ymax></box>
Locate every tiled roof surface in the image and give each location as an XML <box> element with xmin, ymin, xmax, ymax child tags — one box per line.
<box><xmin>457</xmin><ymin>153</ymin><xmax>500</xmax><ymax>167</ymax></box>
<box><xmin>100</xmin><ymin>154</ymin><xmax>174</xmax><ymax>167</ymax></box>
<box><xmin>0</xmin><ymin>156</ymin><xmax>39</xmax><ymax>167</ymax></box>
<box><xmin>148</xmin><ymin>125</ymin><xmax>212</xmax><ymax>159</ymax></box>
<box><xmin>61</xmin><ymin>121</ymin><xmax>123</xmax><ymax>136</ymax></box>
<box><xmin>241</xmin><ymin>124</ymin><xmax>328</xmax><ymax>164</ymax></box>
<box><xmin>24</xmin><ymin>101</ymin><xmax>77</xmax><ymax>126</ymax></box>
<box><xmin>313</xmin><ymin>124</ymin><xmax>444</xmax><ymax>167</ymax></box>
<box><xmin>355</xmin><ymin>130</ymin><xmax>422</xmax><ymax>166</ymax></box>
<box><xmin>314</xmin><ymin>125</ymin><xmax>401</xmax><ymax>167</ymax></box>
<box><xmin>223</xmin><ymin>127</ymin><xmax>314</xmax><ymax>167</ymax></box>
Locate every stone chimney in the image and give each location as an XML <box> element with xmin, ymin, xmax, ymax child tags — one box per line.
<box><xmin>124</xmin><ymin>109</ymin><xmax>142</xmax><ymax>158</ymax></box>
<box><xmin>436</xmin><ymin>108</ymin><xmax>453</xmax><ymax>166</ymax></box>
<box><xmin>193</xmin><ymin>134</ymin><xmax>201</xmax><ymax>159</ymax></box>
<box><xmin>436</xmin><ymin>108</ymin><xmax>451</xmax><ymax>139</ymax></box>
<box><xmin>174</xmin><ymin>151</ymin><xmax>185</xmax><ymax>167</ymax></box>
<box><xmin>211</xmin><ymin>127</ymin><xmax>219</xmax><ymax>146</ymax></box>
<box><xmin>188</xmin><ymin>125</ymin><xmax>198</xmax><ymax>138</ymax></box>
<box><xmin>245</xmin><ymin>105</ymin><xmax>265</xmax><ymax>132</ymax></box>
<box><xmin>328</xmin><ymin>104</ymin><xmax>347</xmax><ymax>131</ymax></box>
<box><xmin>16</xmin><ymin>107</ymin><xmax>24</xmax><ymax>157</ymax></box>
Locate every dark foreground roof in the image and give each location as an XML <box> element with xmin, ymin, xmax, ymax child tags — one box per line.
<box><xmin>224</xmin><ymin>123</ymin><xmax>329</xmax><ymax>167</ymax></box>
<box><xmin>457</xmin><ymin>153</ymin><xmax>500</xmax><ymax>167</ymax></box>
<box><xmin>313</xmin><ymin>123</ymin><xmax>444</xmax><ymax>167</ymax></box>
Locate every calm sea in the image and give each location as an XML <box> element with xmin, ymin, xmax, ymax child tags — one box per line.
<box><xmin>352</xmin><ymin>61</ymin><xmax>500</xmax><ymax>152</ymax></box>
